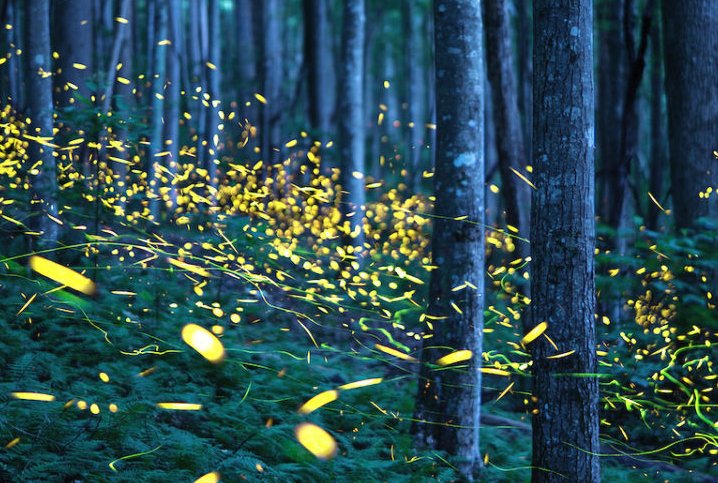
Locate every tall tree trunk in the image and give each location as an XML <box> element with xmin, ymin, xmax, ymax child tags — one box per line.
<box><xmin>25</xmin><ymin>0</ymin><xmax>58</xmax><ymax>246</ymax></box>
<box><xmin>402</xmin><ymin>0</ymin><xmax>426</xmax><ymax>191</ymax></box>
<box><xmin>53</xmin><ymin>0</ymin><xmax>93</xmax><ymax>108</ymax></box>
<box><xmin>204</xmin><ymin>0</ymin><xmax>221</xmax><ymax>194</ymax></box>
<box><xmin>596</xmin><ymin>0</ymin><xmax>625</xmax><ymax>225</ymax></box>
<box><xmin>530</xmin><ymin>1</ymin><xmax>600</xmax><ymax>482</ymax></box>
<box><xmin>338</xmin><ymin>0</ymin><xmax>366</xmax><ymax>258</ymax></box>
<box><xmin>646</xmin><ymin>9</ymin><xmax>664</xmax><ymax>231</ymax></box>
<box><xmin>661</xmin><ymin>0</ymin><xmax>718</xmax><ymax>229</ymax></box>
<box><xmin>148</xmin><ymin>1</ymin><xmax>168</xmax><ymax>224</ymax></box>
<box><xmin>515</xmin><ymin>0</ymin><xmax>531</xmax><ymax>157</ymax></box>
<box><xmin>235</xmin><ymin>0</ymin><xmax>257</xmax><ymax>135</ymax></box>
<box><xmin>164</xmin><ymin>0</ymin><xmax>182</xmax><ymax>212</ymax></box>
<box><xmin>112</xmin><ymin>0</ymin><xmax>134</xmax><ymax>214</ymax></box>
<box><xmin>259</xmin><ymin>0</ymin><xmax>282</xmax><ymax>166</ymax></box>
<box><xmin>303</xmin><ymin>0</ymin><xmax>333</xmax><ymax>142</ymax></box>
<box><xmin>607</xmin><ymin>0</ymin><xmax>655</xmax><ymax>234</ymax></box>
<box><xmin>483</xmin><ymin>0</ymin><xmax>530</xmax><ymax>268</ymax></box>
<box><xmin>413</xmin><ymin>1</ymin><xmax>484</xmax><ymax>480</ymax></box>
<box><xmin>6</xmin><ymin>0</ymin><xmax>22</xmax><ymax>110</ymax></box>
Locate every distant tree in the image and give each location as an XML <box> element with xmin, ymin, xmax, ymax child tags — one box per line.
<box><xmin>257</xmin><ymin>0</ymin><xmax>282</xmax><ymax>165</ymax></box>
<box><xmin>148</xmin><ymin>1</ymin><xmax>168</xmax><ymax>223</ymax></box>
<box><xmin>204</xmin><ymin>0</ymin><xmax>221</xmax><ymax>193</ymax></box>
<box><xmin>164</xmin><ymin>0</ymin><xmax>182</xmax><ymax>211</ymax></box>
<box><xmin>483</xmin><ymin>0</ymin><xmax>530</xmax><ymax>269</ymax></box>
<box><xmin>24</xmin><ymin>0</ymin><xmax>58</xmax><ymax>246</ymax></box>
<box><xmin>413</xmin><ymin>0</ymin><xmax>484</xmax><ymax>480</ymax></box>
<box><xmin>304</xmin><ymin>0</ymin><xmax>333</xmax><ymax>141</ymax></box>
<box><xmin>52</xmin><ymin>0</ymin><xmax>93</xmax><ymax>108</ymax></box>
<box><xmin>530</xmin><ymin>1</ymin><xmax>600</xmax><ymax>482</ymax></box>
<box><xmin>661</xmin><ymin>0</ymin><xmax>718</xmax><ymax>229</ymax></box>
<box><xmin>338</xmin><ymin>0</ymin><xmax>366</xmax><ymax>256</ymax></box>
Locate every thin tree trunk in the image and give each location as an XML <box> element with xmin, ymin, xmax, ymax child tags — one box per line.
<box><xmin>204</xmin><ymin>0</ymin><xmax>221</xmax><ymax>195</ymax></box>
<box><xmin>6</xmin><ymin>0</ymin><xmax>22</xmax><ymax>110</ymax></box>
<box><xmin>515</xmin><ymin>0</ymin><xmax>531</xmax><ymax>157</ymax></box>
<box><xmin>530</xmin><ymin>1</ymin><xmax>600</xmax><ymax>482</ymax></box>
<box><xmin>413</xmin><ymin>1</ymin><xmax>485</xmax><ymax>480</ymax></box>
<box><xmin>338</xmin><ymin>0</ymin><xmax>366</xmax><ymax>258</ymax></box>
<box><xmin>24</xmin><ymin>0</ymin><xmax>57</xmax><ymax>246</ymax></box>
<box><xmin>235</xmin><ymin>0</ymin><xmax>257</xmax><ymax>130</ymax></box>
<box><xmin>164</xmin><ymin>0</ymin><xmax>182</xmax><ymax>212</ymax></box>
<box><xmin>259</xmin><ymin>0</ymin><xmax>282</xmax><ymax>166</ymax></box>
<box><xmin>596</xmin><ymin>0</ymin><xmax>625</xmax><ymax>225</ymax></box>
<box><xmin>402</xmin><ymin>0</ymin><xmax>425</xmax><ymax>191</ymax></box>
<box><xmin>483</xmin><ymin>0</ymin><xmax>530</xmax><ymax>268</ymax></box>
<box><xmin>148</xmin><ymin>2</ymin><xmax>168</xmax><ymax>224</ymax></box>
<box><xmin>646</xmin><ymin>9</ymin><xmax>664</xmax><ymax>231</ymax></box>
<box><xmin>111</xmin><ymin>0</ymin><xmax>134</xmax><ymax>214</ymax></box>
<box><xmin>661</xmin><ymin>0</ymin><xmax>718</xmax><ymax>229</ymax></box>
<box><xmin>53</xmin><ymin>0</ymin><xmax>93</xmax><ymax>108</ymax></box>
<box><xmin>304</xmin><ymin>0</ymin><xmax>332</xmax><ymax>142</ymax></box>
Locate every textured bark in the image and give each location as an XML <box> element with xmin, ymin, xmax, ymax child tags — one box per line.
<box><xmin>53</xmin><ymin>0</ymin><xmax>93</xmax><ymax>108</ymax></box>
<box><xmin>303</xmin><ymin>0</ymin><xmax>333</xmax><ymax>140</ymax></box>
<box><xmin>148</xmin><ymin>2</ymin><xmax>167</xmax><ymax>223</ymax></box>
<box><xmin>413</xmin><ymin>1</ymin><xmax>484</xmax><ymax>480</ymax></box>
<box><xmin>24</xmin><ymin>0</ymin><xmax>58</xmax><ymax>246</ymax></box>
<box><xmin>483</xmin><ymin>0</ymin><xmax>530</xmax><ymax>266</ymax></box>
<box><xmin>661</xmin><ymin>0</ymin><xmax>718</xmax><ymax>229</ymax></box>
<box><xmin>530</xmin><ymin>1</ymin><xmax>600</xmax><ymax>482</ymax></box>
<box><xmin>338</xmin><ymin>0</ymin><xmax>366</xmax><ymax>255</ymax></box>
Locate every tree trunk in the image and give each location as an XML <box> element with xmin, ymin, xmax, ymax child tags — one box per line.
<box><xmin>235</xmin><ymin>0</ymin><xmax>257</xmax><ymax>133</ymax></box>
<box><xmin>258</xmin><ymin>0</ymin><xmax>282</xmax><ymax>166</ymax></box>
<box><xmin>112</xmin><ymin>0</ymin><xmax>134</xmax><ymax>214</ymax></box>
<box><xmin>402</xmin><ymin>0</ymin><xmax>426</xmax><ymax>191</ymax></box>
<box><xmin>515</xmin><ymin>0</ymin><xmax>531</xmax><ymax>158</ymax></box>
<box><xmin>53</xmin><ymin>0</ymin><xmax>93</xmax><ymax>108</ymax></box>
<box><xmin>646</xmin><ymin>9</ymin><xmax>664</xmax><ymax>231</ymax></box>
<box><xmin>6</xmin><ymin>0</ymin><xmax>22</xmax><ymax>110</ymax></box>
<box><xmin>148</xmin><ymin>1</ymin><xmax>167</xmax><ymax>224</ymax></box>
<box><xmin>205</xmin><ymin>0</ymin><xmax>221</xmax><ymax>193</ymax></box>
<box><xmin>303</xmin><ymin>0</ymin><xmax>333</xmax><ymax>141</ymax></box>
<box><xmin>661</xmin><ymin>0</ymin><xmax>718</xmax><ymax>229</ymax></box>
<box><xmin>483</xmin><ymin>0</ymin><xmax>531</xmax><ymax>268</ymax></box>
<box><xmin>530</xmin><ymin>1</ymin><xmax>600</xmax><ymax>482</ymax></box>
<box><xmin>164</xmin><ymin>0</ymin><xmax>182</xmax><ymax>212</ymax></box>
<box><xmin>338</xmin><ymin>0</ymin><xmax>366</xmax><ymax>256</ymax></box>
<box><xmin>596</xmin><ymin>0</ymin><xmax>625</xmax><ymax>225</ymax></box>
<box><xmin>24</xmin><ymin>0</ymin><xmax>58</xmax><ymax>246</ymax></box>
<box><xmin>413</xmin><ymin>1</ymin><xmax>484</xmax><ymax>480</ymax></box>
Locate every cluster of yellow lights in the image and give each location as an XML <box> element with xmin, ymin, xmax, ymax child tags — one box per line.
<box><xmin>181</xmin><ymin>323</ymin><xmax>225</xmax><ymax>363</ymax></box>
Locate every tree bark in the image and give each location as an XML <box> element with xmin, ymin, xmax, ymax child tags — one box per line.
<box><xmin>402</xmin><ymin>0</ymin><xmax>426</xmax><ymax>191</ymax></box>
<box><xmin>661</xmin><ymin>0</ymin><xmax>718</xmax><ymax>229</ymax></box>
<box><xmin>338</xmin><ymin>0</ymin><xmax>366</xmax><ymax>256</ymax></box>
<box><xmin>530</xmin><ymin>1</ymin><xmax>600</xmax><ymax>482</ymax></box>
<box><xmin>413</xmin><ymin>1</ymin><xmax>484</xmax><ymax>480</ymax></box>
<box><xmin>483</xmin><ymin>0</ymin><xmax>531</xmax><ymax>268</ymax></box>
<box><xmin>24</xmin><ymin>0</ymin><xmax>58</xmax><ymax>246</ymax></box>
